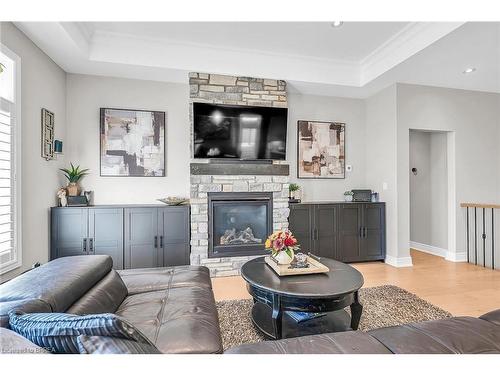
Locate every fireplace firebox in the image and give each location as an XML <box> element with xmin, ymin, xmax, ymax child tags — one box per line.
<box><xmin>208</xmin><ymin>192</ymin><xmax>273</xmax><ymax>258</ymax></box>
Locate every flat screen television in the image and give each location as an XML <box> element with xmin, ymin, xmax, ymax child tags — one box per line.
<box><xmin>193</xmin><ymin>102</ymin><xmax>288</xmax><ymax>160</ymax></box>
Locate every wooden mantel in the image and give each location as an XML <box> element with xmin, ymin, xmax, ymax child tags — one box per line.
<box><xmin>460</xmin><ymin>203</ymin><xmax>500</xmax><ymax>209</ymax></box>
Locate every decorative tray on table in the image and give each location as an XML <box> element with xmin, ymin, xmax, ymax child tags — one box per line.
<box><xmin>265</xmin><ymin>253</ymin><xmax>329</xmax><ymax>276</ymax></box>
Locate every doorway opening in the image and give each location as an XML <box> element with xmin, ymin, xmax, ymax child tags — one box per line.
<box><xmin>409</xmin><ymin>130</ymin><xmax>455</xmax><ymax>259</ymax></box>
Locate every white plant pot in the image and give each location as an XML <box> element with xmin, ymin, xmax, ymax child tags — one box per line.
<box><xmin>273</xmin><ymin>250</ymin><xmax>294</xmax><ymax>265</ymax></box>
<box><xmin>344</xmin><ymin>195</ymin><xmax>353</xmax><ymax>202</ymax></box>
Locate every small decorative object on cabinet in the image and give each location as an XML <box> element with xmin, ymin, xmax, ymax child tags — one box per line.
<box><xmin>344</xmin><ymin>191</ymin><xmax>354</xmax><ymax>202</ymax></box>
<box><xmin>59</xmin><ymin>162</ymin><xmax>89</xmax><ymax>196</ymax></box>
<box><xmin>83</xmin><ymin>191</ymin><xmax>93</xmax><ymax>205</ymax></box>
<box><xmin>288</xmin><ymin>183</ymin><xmax>301</xmax><ymax>203</ymax></box>
<box><xmin>41</xmin><ymin>108</ymin><xmax>55</xmax><ymax>160</ymax></box>
<box><xmin>297</xmin><ymin>120</ymin><xmax>345</xmax><ymax>179</ymax></box>
<box><xmin>265</xmin><ymin>230</ymin><xmax>299</xmax><ymax>265</ymax></box>
<box><xmin>157</xmin><ymin>196</ymin><xmax>189</xmax><ymax>205</ymax></box>
<box><xmin>100</xmin><ymin>108</ymin><xmax>165</xmax><ymax>177</ymax></box>
<box><xmin>56</xmin><ymin>188</ymin><xmax>67</xmax><ymax>207</ymax></box>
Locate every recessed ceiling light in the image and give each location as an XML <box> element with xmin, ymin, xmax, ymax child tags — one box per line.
<box><xmin>463</xmin><ymin>67</ymin><xmax>477</xmax><ymax>74</ymax></box>
<box><xmin>331</xmin><ymin>21</ymin><xmax>344</xmax><ymax>28</ymax></box>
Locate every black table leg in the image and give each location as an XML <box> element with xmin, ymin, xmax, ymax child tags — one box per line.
<box><xmin>349</xmin><ymin>291</ymin><xmax>363</xmax><ymax>330</ymax></box>
<box><xmin>271</xmin><ymin>293</ymin><xmax>283</xmax><ymax>339</ymax></box>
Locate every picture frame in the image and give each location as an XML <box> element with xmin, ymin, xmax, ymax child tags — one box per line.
<box><xmin>100</xmin><ymin>108</ymin><xmax>166</xmax><ymax>177</ymax></box>
<box><xmin>41</xmin><ymin>108</ymin><xmax>55</xmax><ymax>160</ymax></box>
<box><xmin>297</xmin><ymin>120</ymin><xmax>345</xmax><ymax>179</ymax></box>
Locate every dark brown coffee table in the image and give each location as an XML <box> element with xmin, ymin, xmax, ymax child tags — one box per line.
<box><xmin>241</xmin><ymin>256</ymin><xmax>364</xmax><ymax>340</ymax></box>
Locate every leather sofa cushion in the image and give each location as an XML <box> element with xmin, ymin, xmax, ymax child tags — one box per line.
<box><xmin>116</xmin><ymin>285</ymin><xmax>223</xmax><ymax>354</ymax></box>
<box><xmin>66</xmin><ymin>270</ymin><xmax>127</xmax><ymax>315</ymax></box>
<box><xmin>0</xmin><ymin>327</ymin><xmax>49</xmax><ymax>354</ymax></box>
<box><xmin>0</xmin><ymin>255</ymin><xmax>113</xmax><ymax>313</ymax></box>
<box><xmin>0</xmin><ymin>299</ymin><xmax>52</xmax><ymax>328</ymax></box>
<box><xmin>370</xmin><ymin>317</ymin><xmax>500</xmax><ymax>354</ymax></box>
<box><xmin>479</xmin><ymin>309</ymin><xmax>500</xmax><ymax>326</ymax></box>
<box><xmin>77</xmin><ymin>335</ymin><xmax>161</xmax><ymax>354</ymax></box>
<box><xmin>117</xmin><ymin>266</ymin><xmax>212</xmax><ymax>295</ymax></box>
<box><xmin>225</xmin><ymin>331</ymin><xmax>392</xmax><ymax>354</ymax></box>
<box><xmin>9</xmin><ymin>311</ymin><xmax>155</xmax><ymax>354</ymax></box>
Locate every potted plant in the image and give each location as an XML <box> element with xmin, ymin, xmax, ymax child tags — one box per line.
<box><xmin>344</xmin><ymin>190</ymin><xmax>354</xmax><ymax>202</ymax></box>
<box><xmin>60</xmin><ymin>163</ymin><xmax>89</xmax><ymax>196</ymax></box>
<box><xmin>265</xmin><ymin>230</ymin><xmax>300</xmax><ymax>265</ymax></box>
<box><xmin>289</xmin><ymin>183</ymin><xmax>301</xmax><ymax>202</ymax></box>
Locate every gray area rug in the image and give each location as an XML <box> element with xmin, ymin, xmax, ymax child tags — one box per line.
<box><xmin>216</xmin><ymin>285</ymin><xmax>452</xmax><ymax>351</ymax></box>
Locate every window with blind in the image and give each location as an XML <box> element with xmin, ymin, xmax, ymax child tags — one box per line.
<box><xmin>0</xmin><ymin>45</ymin><xmax>21</xmax><ymax>275</ymax></box>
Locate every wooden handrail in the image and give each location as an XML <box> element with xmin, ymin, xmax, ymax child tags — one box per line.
<box><xmin>460</xmin><ymin>203</ymin><xmax>500</xmax><ymax>209</ymax></box>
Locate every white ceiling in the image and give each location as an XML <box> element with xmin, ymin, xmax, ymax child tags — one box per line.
<box><xmin>13</xmin><ymin>21</ymin><xmax>500</xmax><ymax>98</ymax></box>
<box><xmin>78</xmin><ymin>22</ymin><xmax>410</xmax><ymax>62</ymax></box>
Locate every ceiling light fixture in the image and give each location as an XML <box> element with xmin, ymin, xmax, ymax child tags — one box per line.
<box><xmin>331</xmin><ymin>21</ymin><xmax>344</xmax><ymax>28</ymax></box>
<box><xmin>463</xmin><ymin>67</ymin><xmax>477</xmax><ymax>74</ymax></box>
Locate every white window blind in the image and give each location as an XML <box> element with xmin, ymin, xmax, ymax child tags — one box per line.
<box><xmin>0</xmin><ymin>45</ymin><xmax>21</xmax><ymax>275</ymax></box>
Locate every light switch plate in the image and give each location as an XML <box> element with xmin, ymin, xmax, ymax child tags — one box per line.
<box><xmin>382</xmin><ymin>182</ymin><xmax>388</xmax><ymax>190</ymax></box>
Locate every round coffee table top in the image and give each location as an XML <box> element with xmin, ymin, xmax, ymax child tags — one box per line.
<box><xmin>241</xmin><ymin>256</ymin><xmax>364</xmax><ymax>298</ymax></box>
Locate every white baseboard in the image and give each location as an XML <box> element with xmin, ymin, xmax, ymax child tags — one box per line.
<box><xmin>410</xmin><ymin>241</ymin><xmax>466</xmax><ymax>262</ymax></box>
<box><xmin>384</xmin><ymin>254</ymin><xmax>413</xmax><ymax>267</ymax></box>
<box><xmin>410</xmin><ymin>241</ymin><xmax>447</xmax><ymax>258</ymax></box>
<box><xmin>445</xmin><ymin>251</ymin><xmax>467</xmax><ymax>262</ymax></box>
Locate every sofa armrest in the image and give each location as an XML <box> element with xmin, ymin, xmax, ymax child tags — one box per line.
<box><xmin>0</xmin><ymin>328</ymin><xmax>50</xmax><ymax>354</ymax></box>
<box><xmin>479</xmin><ymin>309</ymin><xmax>500</xmax><ymax>326</ymax></box>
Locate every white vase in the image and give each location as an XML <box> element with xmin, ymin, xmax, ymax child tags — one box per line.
<box><xmin>273</xmin><ymin>250</ymin><xmax>294</xmax><ymax>265</ymax></box>
<box><xmin>344</xmin><ymin>195</ymin><xmax>353</xmax><ymax>202</ymax></box>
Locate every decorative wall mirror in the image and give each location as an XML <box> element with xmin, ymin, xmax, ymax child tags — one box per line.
<box><xmin>41</xmin><ymin>108</ymin><xmax>55</xmax><ymax>160</ymax></box>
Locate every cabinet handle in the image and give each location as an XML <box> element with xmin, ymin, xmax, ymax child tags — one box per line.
<box><xmin>83</xmin><ymin>238</ymin><xmax>87</xmax><ymax>253</ymax></box>
<box><xmin>154</xmin><ymin>236</ymin><xmax>158</xmax><ymax>248</ymax></box>
<box><xmin>364</xmin><ymin>227</ymin><xmax>368</xmax><ymax>238</ymax></box>
<box><xmin>160</xmin><ymin>236</ymin><xmax>163</xmax><ymax>248</ymax></box>
<box><xmin>359</xmin><ymin>227</ymin><xmax>363</xmax><ymax>238</ymax></box>
<box><xmin>89</xmin><ymin>238</ymin><xmax>94</xmax><ymax>253</ymax></box>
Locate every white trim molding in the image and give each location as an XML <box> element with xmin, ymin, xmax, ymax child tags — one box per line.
<box><xmin>410</xmin><ymin>241</ymin><xmax>447</xmax><ymax>258</ymax></box>
<box><xmin>445</xmin><ymin>250</ymin><xmax>467</xmax><ymax>263</ymax></box>
<box><xmin>384</xmin><ymin>254</ymin><xmax>413</xmax><ymax>268</ymax></box>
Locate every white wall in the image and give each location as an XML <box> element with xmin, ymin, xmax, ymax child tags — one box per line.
<box><xmin>409</xmin><ymin>130</ymin><xmax>448</xmax><ymax>251</ymax></box>
<box><xmin>66</xmin><ymin>74</ymin><xmax>190</xmax><ymax>204</ymax></box>
<box><xmin>365</xmin><ymin>85</ymin><xmax>407</xmax><ymax>265</ymax></box>
<box><xmin>398</xmin><ymin>83</ymin><xmax>500</xmax><ymax>261</ymax></box>
<box><xmin>287</xmin><ymin>93</ymin><xmax>367</xmax><ymax>201</ymax></box>
<box><xmin>409</xmin><ymin>130</ymin><xmax>432</xmax><ymax>245</ymax></box>
<box><xmin>1</xmin><ymin>22</ymin><xmax>67</xmax><ymax>280</ymax></box>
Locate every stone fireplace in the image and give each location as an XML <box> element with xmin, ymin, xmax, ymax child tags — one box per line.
<box><xmin>208</xmin><ymin>192</ymin><xmax>272</xmax><ymax>258</ymax></box>
<box><xmin>189</xmin><ymin>72</ymin><xmax>289</xmax><ymax>277</ymax></box>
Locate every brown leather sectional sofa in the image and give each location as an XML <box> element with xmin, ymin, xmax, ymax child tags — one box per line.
<box><xmin>1</xmin><ymin>255</ymin><xmax>500</xmax><ymax>354</ymax></box>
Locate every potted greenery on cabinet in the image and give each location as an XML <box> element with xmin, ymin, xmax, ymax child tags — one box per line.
<box><xmin>60</xmin><ymin>163</ymin><xmax>89</xmax><ymax>196</ymax></box>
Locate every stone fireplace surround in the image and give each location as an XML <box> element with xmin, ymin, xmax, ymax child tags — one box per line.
<box><xmin>189</xmin><ymin>72</ymin><xmax>289</xmax><ymax>277</ymax></box>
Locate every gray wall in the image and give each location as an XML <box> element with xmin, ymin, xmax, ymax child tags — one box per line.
<box><xmin>409</xmin><ymin>130</ymin><xmax>448</xmax><ymax>250</ymax></box>
<box><xmin>287</xmin><ymin>93</ymin><xmax>367</xmax><ymax>201</ymax></box>
<box><xmin>66</xmin><ymin>74</ymin><xmax>190</xmax><ymax>204</ymax></box>
<box><xmin>65</xmin><ymin>75</ymin><xmax>369</xmax><ymax>204</ymax></box>
<box><xmin>1</xmin><ymin>22</ymin><xmax>67</xmax><ymax>280</ymax></box>
<box><xmin>398</xmin><ymin>84</ymin><xmax>500</xmax><ymax>261</ymax></box>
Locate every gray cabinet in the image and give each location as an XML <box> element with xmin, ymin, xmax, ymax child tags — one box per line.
<box><xmin>289</xmin><ymin>202</ymin><xmax>385</xmax><ymax>263</ymax></box>
<box><xmin>51</xmin><ymin>205</ymin><xmax>190</xmax><ymax>270</ymax></box>
<box><xmin>51</xmin><ymin>207</ymin><xmax>124</xmax><ymax>269</ymax></box>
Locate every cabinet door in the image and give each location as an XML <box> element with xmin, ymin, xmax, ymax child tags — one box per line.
<box><xmin>288</xmin><ymin>204</ymin><xmax>313</xmax><ymax>253</ymax></box>
<box><xmin>361</xmin><ymin>204</ymin><xmax>386</xmax><ymax>260</ymax></box>
<box><xmin>313</xmin><ymin>205</ymin><xmax>337</xmax><ymax>259</ymax></box>
<box><xmin>50</xmin><ymin>208</ymin><xmax>88</xmax><ymax>259</ymax></box>
<box><xmin>159</xmin><ymin>206</ymin><xmax>190</xmax><ymax>267</ymax></box>
<box><xmin>89</xmin><ymin>208</ymin><xmax>124</xmax><ymax>269</ymax></box>
<box><xmin>338</xmin><ymin>204</ymin><xmax>362</xmax><ymax>262</ymax></box>
<box><xmin>124</xmin><ymin>208</ymin><xmax>159</xmax><ymax>269</ymax></box>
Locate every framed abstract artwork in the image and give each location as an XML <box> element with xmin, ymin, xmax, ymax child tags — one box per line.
<box><xmin>297</xmin><ymin>120</ymin><xmax>345</xmax><ymax>179</ymax></box>
<box><xmin>41</xmin><ymin>108</ymin><xmax>55</xmax><ymax>160</ymax></box>
<box><xmin>100</xmin><ymin>108</ymin><xmax>166</xmax><ymax>177</ymax></box>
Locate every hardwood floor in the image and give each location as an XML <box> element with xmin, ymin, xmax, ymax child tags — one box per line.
<box><xmin>211</xmin><ymin>249</ymin><xmax>500</xmax><ymax>317</ymax></box>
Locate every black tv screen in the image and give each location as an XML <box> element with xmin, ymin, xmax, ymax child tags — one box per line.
<box><xmin>193</xmin><ymin>102</ymin><xmax>288</xmax><ymax>160</ymax></box>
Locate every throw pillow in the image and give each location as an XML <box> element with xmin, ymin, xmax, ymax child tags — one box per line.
<box><xmin>8</xmin><ymin>311</ymin><xmax>155</xmax><ymax>354</ymax></box>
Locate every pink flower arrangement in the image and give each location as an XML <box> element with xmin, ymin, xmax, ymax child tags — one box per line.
<box><xmin>265</xmin><ymin>230</ymin><xmax>300</xmax><ymax>258</ymax></box>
